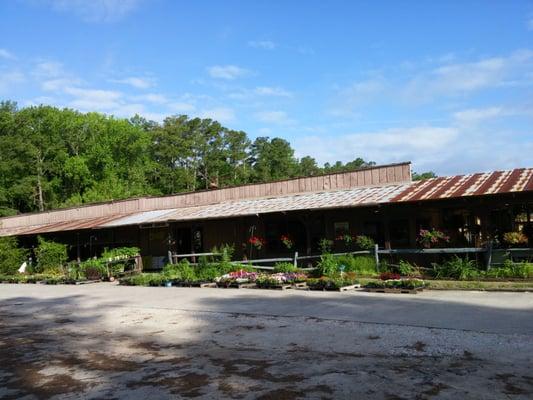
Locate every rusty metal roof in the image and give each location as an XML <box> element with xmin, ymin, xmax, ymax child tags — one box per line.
<box><xmin>391</xmin><ymin>168</ymin><xmax>533</xmax><ymax>202</ymax></box>
<box><xmin>0</xmin><ymin>167</ymin><xmax>531</xmax><ymax>237</ymax></box>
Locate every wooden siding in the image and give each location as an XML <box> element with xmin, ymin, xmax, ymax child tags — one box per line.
<box><xmin>0</xmin><ymin>163</ymin><xmax>411</xmax><ymax>230</ymax></box>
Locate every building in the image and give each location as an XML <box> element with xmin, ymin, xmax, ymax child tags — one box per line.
<box><xmin>0</xmin><ymin>162</ymin><xmax>532</xmax><ymax>268</ymax></box>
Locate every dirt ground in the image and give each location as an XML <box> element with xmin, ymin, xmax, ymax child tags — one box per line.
<box><xmin>0</xmin><ymin>284</ymin><xmax>532</xmax><ymax>399</ymax></box>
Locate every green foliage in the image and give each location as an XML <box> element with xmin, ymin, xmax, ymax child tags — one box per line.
<box><xmin>315</xmin><ymin>254</ymin><xmax>339</xmax><ymax>277</ymax></box>
<box><xmin>355</xmin><ymin>235</ymin><xmax>375</xmax><ymax>250</ymax></box>
<box><xmin>120</xmin><ymin>273</ymin><xmax>165</xmax><ymax>286</ymax></box>
<box><xmin>432</xmin><ymin>256</ymin><xmax>479</xmax><ymax>280</ymax></box>
<box><xmin>35</xmin><ymin>236</ymin><xmax>68</xmax><ymax>274</ymax></box>
<box><xmin>306</xmin><ymin>274</ymin><xmax>359</xmax><ymax>290</ymax></box>
<box><xmin>412</xmin><ymin>171</ymin><xmax>437</xmax><ymax>181</ymax></box>
<box><xmin>318</xmin><ymin>238</ymin><xmax>333</xmax><ymax>254</ymax></box>
<box><xmin>0</xmin><ymin>237</ymin><xmax>27</xmax><ymax>274</ymax></box>
<box><xmin>396</xmin><ymin>260</ymin><xmax>418</xmax><ymax>276</ymax></box>
<box><xmin>101</xmin><ymin>247</ymin><xmax>140</xmax><ymax>260</ymax></box>
<box><xmin>365</xmin><ymin>278</ymin><xmax>426</xmax><ymax>289</ymax></box>
<box><xmin>336</xmin><ymin>255</ymin><xmax>377</xmax><ymax>276</ymax></box>
<box><xmin>0</xmin><ymin>102</ymin><xmax>372</xmax><ymax>214</ymax></box>
<box><xmin>484</xmin><ymin>261</ymin><xmax>533</xmax><ymax>279</ymax></box>
<box><xmin>273</xmin><ymin>262</ymin><xmax>297</xmax><ymax>273</ymax></box>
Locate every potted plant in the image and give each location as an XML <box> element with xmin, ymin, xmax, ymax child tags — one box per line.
<box><xmin>280</xmin><ymin>234</ymin><xmax>294</xmax><ymax>250</ymax></box>
<box><xmin>417</xmin><ymin>228</ymin><xmax>450</xmax><ymax>248</ymax></box>
<box><xmin>502</xmin><ymin>231</ymin><xmax>528</xmax><ymax>248</ymax></box>
<box><xmin>248</xmin><ymin>236</ymin><xmax>266</xmax><ymax>251</ymax></box>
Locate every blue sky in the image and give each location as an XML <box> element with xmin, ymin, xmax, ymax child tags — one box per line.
<box><xmin>1</xmin><ymin>0</ymin><xmax>532</xmax><ymax>175</ymax></box>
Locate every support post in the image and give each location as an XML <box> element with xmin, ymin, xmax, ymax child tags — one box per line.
<box><xmin>168</xmin><ymin>250</ymin><xmax>174</xmax><ymax>265</ymax></box>
<box><xmin>374</xmin><ymin>244</ymin><xmax>380</xmax><ymax>272</ymax></box>
<box><xmin>485</xmin><ymin>240</ymin><xmax>493</xmax><ymax>271</ymax></box>
<box><xmin>293</xmin><ymin>251</ymin><xmax>299</xmax><ymax>268</ymax></box>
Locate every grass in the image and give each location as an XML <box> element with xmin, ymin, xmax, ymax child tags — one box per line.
<box><xmin>359</xmin><ymin>277</ymin><xmax>533</xmax><ymax>291</ymax></box>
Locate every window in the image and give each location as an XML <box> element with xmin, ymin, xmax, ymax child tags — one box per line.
<box><xmin>389</xmin><ymin>219</ymin><xmax>409</xmax><ymax>247</ymax></box>
<box><xmin>334</xmin><ymin>222</ymin><xmax>349</xmax><ymax>237</ymax></box>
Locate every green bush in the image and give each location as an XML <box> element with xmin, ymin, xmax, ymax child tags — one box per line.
<box><xmin>396</xmin><ymin>260</ymin><xmax>418</xmax><ymax>276</ymax></box>
<box><xmin>484</xmin><ymin>261</ymin><xmax>533</xmax><ymax>279</ymax></box>
<box><xmin>78</xmin><ymin>258</ymin><xmax>108</xmax><ymax>280</ymax></box>
<box><xmin>337</xmin><ymin>255</ymin><xmax>377</xmax><ymax>276</ymax></box>
<box><xmin>120</xmin><ymin>273</ymin><xmax>165</xmax><ymax>286</ymax></box>
<box><xmin>0</xmin><ymin>237</ymin><xmax>27</xmax><ymax>275</ymax></box>
<box><xmin>101</xmin><ymin>246</ymin><xmax>140</xmax><ymax>260</ymax></box>
<box><xmin>319</xmin><ymin>238</ymin><xmax>333</xmax><ymax>254</ymax></box>
<box><xmin>315</xmin><ymin>254</ymin><xmax>339</xmax><ymax>277</ymax></box>
<box><xmin>163</xmin><ymin>259</ymin><xmax>197</xmax><ymax>282</ymax></box>
<box><xmin>432</xmin><ymin>256</ymin><xmax>479</xmax><ymax>280</ymax></box>
<box><xmin>355</xmin><ymin>235</ymin><xmax>375</xmax><ymax>250</ymax></box>
<box><xmin>273</xmin><ymin>262</ymin><xmax>297</xmax><ymax>273</ymax></box>
<box><xmin>35</xmin><ymin>236</ymin><xmax>68</xmax><ymax>274</ymax></box>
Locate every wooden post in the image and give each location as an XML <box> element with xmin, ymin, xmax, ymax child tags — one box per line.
<box><xmin>374</xmin><ymin>244</ymin><xmax>380</xmax><ymax>272</ymax></box>
<box><xmin>485</xmin><ymin>241</ymin><xmax>493</xmax><ymax>271</ymax></box>
<box><xmin>168</xmin><ymin>250</ymin><xmax>174</xmax><ymax>265</ymax></box>
<box><xmin>293</xmin><ymin>251</ymin><xmax>299</xmax><ymax>268</ymax></box>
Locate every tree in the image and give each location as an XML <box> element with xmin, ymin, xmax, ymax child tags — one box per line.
<box><xmin>412</xmin><ymin>171</ymin><xmax>437</xmax><ymax>181</ymax></box>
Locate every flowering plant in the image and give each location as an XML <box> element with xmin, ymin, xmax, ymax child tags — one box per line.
<box><xmin>255</xmin><ymin>272</ymin><xmax>307</xmax><ymax>287</ymax></box>
<box><xmin>502</xmin><ymin>231</ymin><xmax>528</xmax><ymax>246</ymax></box>
<box><xmin>379</xmin><ymin>272</ymin><xmax>401</xmax><ymax>281</ymax></box>
<box><xmin>335</xmin><ymin>233</ymin><xmax>355</xmax><ymax>245</ymax></box>
<box><xmin>216</xmin><ymin>270</ymin><xmax>259</xmax><ymax>284</ymax></box>
<box><xmin>280</xmin><ymin>234</ymin><xmax>294</xmax><ymax>249</ymax></box>
<box><xmin>248</xmin><ymin>236</ymin><xmax>266</xmax><ymax>250</ymax></box>
<box><xmin>417</xmin><ymin>229</ymin><xmax>450</xmax><ymax>248</ymax></box>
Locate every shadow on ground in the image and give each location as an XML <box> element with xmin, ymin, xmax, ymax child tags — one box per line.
<box><xmin>0</xmin><ymin>289</ymin><xmax>532</xmax><ymax>399</ymax></box>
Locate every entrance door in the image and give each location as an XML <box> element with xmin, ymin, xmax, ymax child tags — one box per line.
<box><xmin>176</xmin><ymin>228</ymin><xmax>192</xmax><ymax>254</ymax></box>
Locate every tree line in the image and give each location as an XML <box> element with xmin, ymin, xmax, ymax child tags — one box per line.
<box><xmin>0</xmin><ymin>101</ymin><xmax>389</xmax><ymax>216</ymax></box>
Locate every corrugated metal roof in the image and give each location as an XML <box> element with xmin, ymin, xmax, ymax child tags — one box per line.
<box><xmin>102</xmin><ymin>183</ymin><xmax>410</xmax><ymax>227</ymax></box>
<box><xmin>0</xmin><ymin>167</ymin><xmax>531</xmax><ymax>237</ymax></box>
<box><xmin>391</xmin><ymin>168</ymin><xmax>533</xmax><ymax>202</ymax></box>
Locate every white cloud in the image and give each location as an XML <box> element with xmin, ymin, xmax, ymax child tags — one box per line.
<box><xmin>248</xmin><ymin>40</ymin><xmax>276</xmax><ymax>50</ymax></box>
<box><xmin>33</xmin><ymin>61</ymin><xmax>65</xmax><ymax>78</ymax></box>
<box><xmin>207</xmin><ymin>65</ymin><xmax>250</xmax><ymax>80</ymax></box>
<box><xmin>64</xmin><ymin>86</ymin><xmax>122</xmax><ymax>111</ymax></box>
<box><xmin>41</xmin><ymin>77</ymin><xmax>83</xmax><ymax>91</ymax></box>
<box><xmin>110</xmin><ymin>76</ymin><xmax>154</xmax><ymax>89</ymax></box>
<box><xmin>452</xmin><ymin>107</ymin><xmax>508</xmax><ymax>126</ymax></box>
<box><xmin>0</xmin><ymin>71</ymin><xmax>25</xmax><ymax>94</ymax></box>
<box><xmin>199</xmin><ymin>107</ymin><xmax>235</xmax><ymax>124</ymax></box>
<box><xmin>403</xmin><ymin>50</ymin><xmax>533</xmax><ymax>102</ymax></box>
<box><xmin>0</xmin><ymin>49</ymin><xmax>16</xmax><ymax>60</ymax></box>
<box><xmin>255</xmin><ymin>110</ymin><xmax>294</xmax><ymax>124</ymax></box>
<box><xmin>47</xmin><ymin>0</ymin><xmax>141</xmax><ymax>22</ymax></box>
<box><xmin>254</xmin><ymin>86</ymin><xmax>292</xmax><ymax>97</ymax></box>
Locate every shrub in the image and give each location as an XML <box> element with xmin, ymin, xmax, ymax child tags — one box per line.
<box><xmin>35</xmin><ymin>236</ymin><xmax>68</xmax><ymax>274</ymax></box>
<box><xmin>396</xmin><ymin>260</ymin><xmax>418</xmax><ymax>277</ymax></box>
<box><xmin>79</xmin><ymin>258</ymin><xmax>107</xmax><ymax>280</ymax></box>
<box><xmin>315</xmin><ymin>254</ymin><xmax>339</xmax><ymax>277</ymax></box>
<box><xmin>319</xmin><ymin>238</ymin><xmax>333</xmax><ymax>254</ymax></box>
<box><xmin>337</xmin><ymin>255</ymin><xmax>377</xmax><ymax>276</ymax></box>
<box><xmin>163</xmin><ymin>259</ymin><xmax>197</xmax><ymax>282</ymax></box>
<box><xmin>0</xmin><ymin>237</ymin><xmax>27</xmax><ymax>275</ymax></box>
<box><xmin>485</xmin><ymin>261</ymin><xmax>533</xmax><ymax>279</ymax></box>
<box><xmin>273</xmin><ymin>262</ymin><xmax>297</xmax><ymax>273</ymax></box>
<box><xmin>432</xmin><ymin>256</ymin><xmax>479</xmax><ymax>280</ymax></box>
<box><xmin>120</xmin><ymin>273</ymin><xmax>164</xmax><ymax>286</ymax></box>
<box><xmin>101</xmin><ymin>247</ymin><xmax>140</xmax><ymax>260</ymax></box>
<box><xmin>355</xmin><ymin>235</ymin><xmax>375</xmax><ymax>250</ymax></box>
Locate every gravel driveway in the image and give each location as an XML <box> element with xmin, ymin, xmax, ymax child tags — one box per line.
<box><xmin>0</xmin><ymin>284</ymin><xmax>532</xmax><ymax>399</ymax></box>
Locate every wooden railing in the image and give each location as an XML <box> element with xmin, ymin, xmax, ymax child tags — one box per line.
<box><xmin>169</xmin><ymin>245</ymin><xmax>533</xmax><ymax>271</ymax></box>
